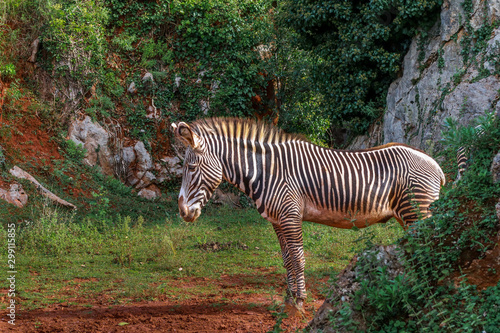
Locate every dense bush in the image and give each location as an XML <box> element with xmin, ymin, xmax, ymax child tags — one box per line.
<box><xmin>278</xmin><ymin>0</ymin><xmax>443</xmax><ymax>141</ymax></box>
<box><xmin>101</xmin><ymin>0</ymin><xmax>274</xmax><ymax>122</ymax></box>
<box><xmin>2</xmin><ymin>0</ymin><xmax>275</xmax><ymax>134</ymax></box>
<box><xmin>38</xmin><ymin>0</ymin><xmax>109</xmax><ymax>108</ymax></box>
<box><xmin>324</xmin><ymin>113</ymin><xmax>500</xmax><ymax>332</ymax></box>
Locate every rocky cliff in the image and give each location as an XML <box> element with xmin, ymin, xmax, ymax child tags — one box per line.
<box><xmin>351</xmin><ymin>0</ymin><xmax>500</xmax><ymax>152</ymax></box>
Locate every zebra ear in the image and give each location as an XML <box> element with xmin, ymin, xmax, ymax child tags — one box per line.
<box><xmin>172</xmin><ymin>122</ymin><xmax>202</xmax><ymax>149</ymax></box>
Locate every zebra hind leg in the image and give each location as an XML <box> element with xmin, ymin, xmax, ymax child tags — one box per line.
<box><xmin>272</xmin><ymin>223</ymin><xmax>305</xmax><ymax>314</ymax></box>
<box><xmin>272</xmin><ymin>224</ymin><xmax>297</xmax><ymax>296</ymax></box>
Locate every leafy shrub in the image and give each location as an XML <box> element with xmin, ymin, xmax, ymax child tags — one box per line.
<box><xmin>325</xmin><ymin>113</ymin><xmax>500</xmax><ymax>332</ymax></box>
<box><xmin>278</xmin><ymin>0</ymin><xmax>443</xmax><ymax>138</ymax></box>
<box><xmin>480</xmin><ymin>283</ymin><xmax>500</xmax><ymax>333</ymax></box>
<box><xmin>0</xmin><ymin>63</ymin><xmax>16</xmax><ymax>79</ymax></box>
<box><xmin>62</xmin><ymin>139</ymin><xmax>86</xmax><ymax>161</ymax></box>
<box><xmin>103</xmin><ymin>0</ymin><xmax>274</xmax><ymax>122</ymax></box>
<box><xmin>39</xmin><ymin>0</ymin><xmax>109</xmax><ymax>105</ymax></box>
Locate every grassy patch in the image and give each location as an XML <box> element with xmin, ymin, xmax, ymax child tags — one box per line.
<box><xmin>1</xmin><ymin>203</ymin><xmax>403</xmax><ymax>311</ymax></box>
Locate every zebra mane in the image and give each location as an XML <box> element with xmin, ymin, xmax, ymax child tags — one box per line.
<box><xmin>190</xmin><ymin>117</ymin><xmax>308</xmax><ymax>144</ymax></box>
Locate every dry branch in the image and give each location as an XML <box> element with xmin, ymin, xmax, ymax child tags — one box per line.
<box><xmin>9</xmin><ymin>166</ymin><xmax>77</xmax><ymax>209</ymax></box>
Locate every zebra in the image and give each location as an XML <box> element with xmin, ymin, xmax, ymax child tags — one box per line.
<box><xmin>171</xmin><ymin>117</ymin><xmax>445</xmax><ymax>311</ymax></box>
<box><xmin>455</xmin><ymin>125</ymin><xmax>485</xmax><ymax>182</ymax></box>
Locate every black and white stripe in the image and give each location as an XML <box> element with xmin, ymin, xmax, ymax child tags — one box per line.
<box><xmin>173</xmin><ymin>117</ymin><xmax>445</xmax><ymax>309</ymax></box>
<box><xmin>455</xmin><ymin>125</ymin><xmax>484</xmax><ymax>182</ymax></box>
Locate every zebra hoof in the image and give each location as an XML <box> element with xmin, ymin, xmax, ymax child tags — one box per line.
<box><xmin>284</xmin><ymin>298</ymin><xmax>306</xmax><ymax>317</ymax></box>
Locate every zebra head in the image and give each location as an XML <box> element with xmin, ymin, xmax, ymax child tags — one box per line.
<box><xmin>172</xmin><ymin>122</ymin><xmax>223</xmax><ymax>222</ymax></box>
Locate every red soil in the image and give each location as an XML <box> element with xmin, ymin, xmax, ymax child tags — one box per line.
<box><xmin>0</xmin><ymin>275</ymin><xmax>326</xmax><ymax>332</ymax></box>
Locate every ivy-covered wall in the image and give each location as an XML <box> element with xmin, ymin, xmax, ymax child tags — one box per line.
<box><xmin>277</xmin><ymin>0</ymin><xmax>443</xmax><ymax>144</ymax></box>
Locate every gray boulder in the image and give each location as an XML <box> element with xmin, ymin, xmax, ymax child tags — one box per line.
<box><xmin>68</xmin><ymin>116</ymin><xmax>115</xmax><ymax>176</ymax></box>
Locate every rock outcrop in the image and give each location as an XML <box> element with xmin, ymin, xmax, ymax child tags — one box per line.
<box><xmin>0</xmin><ymin>183</ymin><xmax>28</xmax><ymax>208</ymax></box>
<box><xmin>68</xmin><ymin>116</ymin><xmax>115</xmax><ymax>176</ymax></box>
<box><xmin>307</xmin><ymin>245</ymin><xmax>403</xmax><ymax>333</ymax></box>
<box><xmin>352</xmin><ymin>0</ymin><xmax>500</xmax><ymax>151</ymax></box>
<box><xmin>68</xmin><ymin>116</ymin><xmax>182</xmax><ymax>200</ymax></box>
<box><xmin>491</xmin><ymin>150</ymin><xmax>500</xmax><ymax>184</ymax></box>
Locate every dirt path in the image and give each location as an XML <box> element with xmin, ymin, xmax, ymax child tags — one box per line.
<box><xmin>1</xmin><ymin>275</ymin><xmax>327</xmax><ymax>332</ymax></box>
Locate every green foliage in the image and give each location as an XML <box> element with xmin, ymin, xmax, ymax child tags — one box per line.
<box><xmin>441</xmin><ymin>112</ymin><xmax>500</xmax><ymax>203</ymax></box>
<box><xmin>274</xmin><ymin>26</ymin><xmax>333</xmax><ymax>145</ymax></box>
<box><xmin>62</xmin><ymin>139</ymin><xmax>86</xmax><ymax>161</ymax></box>
<box><xmin>0</xmin><ymin>19</ymin><xmax>20</xmax><ymax>80</ymax></box>
<box><xmin>39</xmin><ymin>0</ymin><xmax>109</xmax><ymax>97</ymax></box>
<box><xmin>125</xmin><ymin>102</ymin><xmax>154</xmax><ymax>143</ymax></box>
<box><xmin>16</xmin><ymin>204</ymin><xmax>82</xmax><ymax>256</ymax></box>
<box><xmin>102</xmin><ymin>70</ymin><xmax>124</xmax><ymax>97</ymax></box>
<box><xmin>169</xmin><ymin>0</ymin><xmax>272</xmax><ymax>119</ymax></box>
<box><xmin>88</xmin><ymin>186</ymin><xmax>111</xmax><ymax>222</ymax></box>
<box><xmin>111</xmin><ymin>32</ymin><xmax>136</xmax><ymax>52</ymax></box>
<box><xmin>459</xmin><ymin>0</ymin><xmax>500</xmax><ymax>80</ymax></box>
<box><xmin>140</xmin><ymin>38</ymin><xmax>173</xmax><ymax>69</ymax></box>
<box><xmin>5</xmin><ymin>79</ymin><xmax>22</xmax><ymax>103</ymax></box>
<box><xmin>0</xmin><ymin>63</ymin><xmax>16</xmax><ymax>79</ymax></box>
<box><xmin>86</xmin><ymin>94</ymin><xmax>115</xmax><ymax>118</ymax></box>
<box><xmin>325</xmin><ymin>113</ymin><xmax>500</xmax><ymax>332</ymax></box>
<box><xmin>480</xmin><ymin>283</ymin><xmax>500</xmax><ymax>332</ymax></box>
<box><xmin>100</xmin><ymin>0</ymin><xmax>274</xmax><ymax>123</ymax></box>
<box><xmin>278</xmin><ymin>0</ymin><xmax>442</xmax><ymax>139</ymax></box>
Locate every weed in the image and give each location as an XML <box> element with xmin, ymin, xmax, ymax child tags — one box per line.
<box><xmin>0</xmin><ymin>63</ymin><xmax>15</xmax><ymax>79</ymax></box>
<box><xmin>321</xmin><ymin>113</ymin><xmax>500</xmax><ymax>332</ymax></box>
<box><xmin>0</xmin><ymin>145</ymin><xmax>6</xmax><ymax>169</ymax></box>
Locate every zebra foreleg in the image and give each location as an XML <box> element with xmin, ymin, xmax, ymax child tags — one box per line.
<box><xmin>272</xmin><ymin>224</ymin><xmax>297</xmax><ymax>301</ymax></box>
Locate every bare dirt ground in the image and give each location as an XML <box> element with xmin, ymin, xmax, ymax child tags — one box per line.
<box><xmin>0</xmin><ymin>275</ymin><xmax>326</xmax><ymax>332</ymax></box>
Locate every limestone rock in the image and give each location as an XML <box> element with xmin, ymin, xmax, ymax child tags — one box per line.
<box><xmin>374</xmin><ymin>0</ymin><xmax>500</xmax><ymax>151</ymax></box>
<box><xmin>127</xmin><ymin>81</ymin><xmax>137</xmax><ymax>94</ymax></box>
<box><xmin>9</xmin><ymin>166</ymin><xmax>76</xmax><ymax>209</ymax></box>
<box><xmin>348</xmin><ymin>121</ymin><xmax>383</xmax><ymax>150</ymax></box>
<box><xmin>491</xmin><ymin>151</ymin><xmax>500</xmax><ymax>184</ymax></box>
<box><xmin>123</xmin><ymin>141</ymin><xmax>158</xmax><ymax>190</ymax></box>
<box><xmin>441</xmin><ymin>76</ymin><xmax>500</xmax><ymax>124</ymax></box>
<box><xmin>138</xmin><ymin>184</ymin><xmax>161</xmax><ymax>200</ymax></box>
<box><xmin>174</xmin><ymin>75</ymin><xmax>181</xmax><ymax>92</ymax></box>
<box><xmin>155</xmin><ymin>156</ymin><xmax>183</xmax><ymax>183</ymax></box>
<box><xmin>489</xmin><ymin>0</ymin><xmax>500</xmax><ymax>22</ymax></box>
<box><xmin>142</xmin><ymin>72</ymin><xmax>154</xmax><ymax>83</ymax></box>
<box><xmin>68</xmin><ymin>116</ymin><xmax>115</xmax><ymax>176</ymax></box>
<box><xmin>28</xmin><ymin>37</ymin><xmax>40</xmax><ymax>63</ymax></box>
<box><xmin>496</xmin><ymin>200</ymin><xmax>500</xmax><ymax>222</ymax></box>
<box><xmin>0</xmin><ymin>183</ymin><xmax>28</xmax><ymax>208</ymax></box>
<box><xmin>484</xmin><ymin>28</ymin><xmax>500</xmax><ymax>73</ymax></box>
<box><xmin>67</xmin><ymin>113</ymin><xmax>183</xmax><ymax>199</ymax></box>
<box><xmin>440</xmin><ymin>0</ymin><xmax>465</xmax><ymax>42</ymax></box>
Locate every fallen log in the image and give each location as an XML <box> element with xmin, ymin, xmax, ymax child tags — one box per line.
<box><xmin>9</xmin><ymin>166</ymin><xmax>77</xmax><ymax>209</ymax></box>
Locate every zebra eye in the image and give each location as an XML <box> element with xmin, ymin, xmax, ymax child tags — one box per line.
<box><xmin>187</xmin><ymin>163</ymin><xmax>196</xmax><ymax>171</ymax></box>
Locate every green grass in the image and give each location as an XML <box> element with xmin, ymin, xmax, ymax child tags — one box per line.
<box><xmin>1</xmin><ymin>202</ymin><xmax>403</xmax><ymax>311</ymax></box>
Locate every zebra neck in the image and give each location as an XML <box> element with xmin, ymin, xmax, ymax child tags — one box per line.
<box><xmin>215</xmin><ymin>138</ymin><xmax>264</xmax><ymax>200</ymax></box>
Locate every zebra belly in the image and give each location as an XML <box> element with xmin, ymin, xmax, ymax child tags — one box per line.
<box><xmin>302</xmin><ymin>202</ymin><xmax>394</xmax><ymax>229</ymax></box>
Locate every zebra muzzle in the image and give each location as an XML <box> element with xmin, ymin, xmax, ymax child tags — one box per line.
<box><xmin>178</xmin><ymin>196</ymin><xmax>200</xmax><ymax>222</ymax></box>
